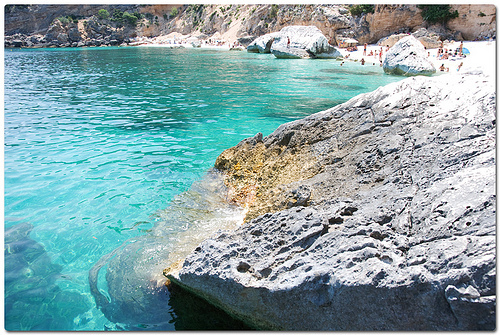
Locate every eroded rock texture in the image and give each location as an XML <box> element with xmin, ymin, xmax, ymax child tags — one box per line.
<box><xmin>168</xmin><ymin>72</ymin><xmax>495</xmax><ymax>331</ymax></box>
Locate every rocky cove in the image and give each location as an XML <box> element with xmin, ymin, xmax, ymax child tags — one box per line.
<box><xmin>165</xmin><ymin>70</ymin><xmax>496</xmax><ymax>330</ymax></box>
<box><xmin>5</xmin><ymin>3</ymin><xmax>496</xmax><ymax>331</ymax></box>
<box><xmin>4</xmin><ymin>4</ymin><xmax>496</xmax><ymax>48</ymax></box>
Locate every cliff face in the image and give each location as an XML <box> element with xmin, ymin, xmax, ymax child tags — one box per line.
<box><xmin>360</xmin><ymin>5</ymin><xmax>424</xmax><ymax>43</ymax></box>
<box><xmin>4</xmin><ymin>4</ymin><xmax>496</xmax><ymax>48</ymax></box>
<box><xmin>167</xmin><ymin>71</ymin><xmax>496</xmax><ymax>330</ymax></box>
<box><xmin>448</xmin><ymin>4</ymin><xmax>496</xmax><ymax>40</ymax></box>
<box><xmin>4</xmin><ymin>5</ymin><xmax>138</xmax><ymax>35</ymax></box>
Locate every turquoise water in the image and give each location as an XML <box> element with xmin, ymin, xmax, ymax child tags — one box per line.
<box><xmin>4</xmin><ymin>46</ymin><xmax>403</xmax><ymax>330</ymax></box>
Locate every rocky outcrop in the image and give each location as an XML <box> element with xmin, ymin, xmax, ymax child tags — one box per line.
<box><xmin>167</xmin><ymin>72</ymin><xmax>496</xmax><ymax>330</ymax></box>
<box><xmin>246</xmin><ymin>32</ymin><xmax>280</xmax><ymax>53</ymax></box>
<box><xmin>5</xmin><ymin>4</ymin><xmax>496</xmax><ymax>49</ymax></box>
<box><xmin>448</xmin><ymin>4</ymin><xmax>496</xmax><ymax>41</ymax></box>
<box><xmin>270</xmin><ymin>26</ymin><xmax>342</xmax><ymax>59</ymax></box>
<box><xmin>247</xmin><ymin>26</ymin><xmax>341</xmax><ymax>59</ymax></box>
<box><xmin>378</xmin><ymin>28</ymin><xmax>441</xmax><ymax>49</ymax></box>
<box><xmin>383</xmin><ymin>35</ymin><xmax>436</xmax><ymax>76</ymax></box>
<box><xmin>352</xmin><ymin>5</ymin><xmax>424</xmax><ymax>44</ymax></box>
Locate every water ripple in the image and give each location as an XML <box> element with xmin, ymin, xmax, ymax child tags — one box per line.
<box><xmin>4</xmin><ymin>46</ymin><xmax>403</xmax><ymax>331</ymax></box>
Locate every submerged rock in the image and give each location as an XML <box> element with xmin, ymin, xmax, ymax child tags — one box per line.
<box><xmin>383</xmin><ymin>35</ymin><xmax>436</xmax><ymax>76</ymax></box>
<box><xmin>167</xmin><ymin>72</ymin><xmax>496</xmax><ymax>330</ymax></box>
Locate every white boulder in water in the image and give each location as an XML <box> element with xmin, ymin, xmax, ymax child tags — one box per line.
<box><xmin>247</xmin><ymin>32</ymin><xmax>280</xmax><ymax>53</ymax></box>
<box><xmin>382</xmin><ymin>35</ymin><xmax>436</xmax><ymax>76</ymax></box>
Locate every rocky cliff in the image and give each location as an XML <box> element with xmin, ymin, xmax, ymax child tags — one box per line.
<box><xmin>166</xmin><ymin>71</ymin><xmax>496</xmax><ymax>330</ymax></box>
<box><xmin>5</xmin><ymin>4</ymin><xmax>496</xmax><ymax>48</ymax></box>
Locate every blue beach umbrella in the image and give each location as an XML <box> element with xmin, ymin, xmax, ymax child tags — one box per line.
<box><xmin>462</xmin><ymin>47</ymin><xmax>470</xmax><ymax>55</ymax></box>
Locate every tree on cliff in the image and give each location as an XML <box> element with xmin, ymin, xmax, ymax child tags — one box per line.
<box><xmin>417</xmin><ymin>5</ymin><xmax>459</xmax><ymax>24</ymax></box>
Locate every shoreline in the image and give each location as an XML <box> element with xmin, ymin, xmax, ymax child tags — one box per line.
<box><xmin>7</xmin><ymin>30</ymin><xmax>495</xmax><ymax>77</ymax></box>
<box><xmin>336</xmin><ymin>40</ymin><xmax>496</xmax><ymax>76</ymax></box>
<box><xmin>126</xmin><ymin>33</ymin><xmax>496</xmax><ymax>76</ymax></box>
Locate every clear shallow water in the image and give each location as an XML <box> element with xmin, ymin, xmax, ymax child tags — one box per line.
<box><xmin>4</xmin><ymin>46</ymin><xmax>403</xmax><ymax>330</ymax></box>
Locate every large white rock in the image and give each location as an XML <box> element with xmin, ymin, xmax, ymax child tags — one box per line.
<box><xmin>168</xmin><ymin>72</ymin><xmax>496</xmax><ymax>331</ymax></box>
<box><xmin>246</xmin><ymin>32</ymin><xmax>280</xmax><ymax>53</ymax></box>
<box><xmin>271</xmin><ymin>26</ymin><xmax>341</xmax><ymax>59</ymax></box>
<box><xmin>247</xmin><ymin>26</ymin><xmax>341</xmax><ymax>59</ymax></box>
<box><xmin>382</xmin><ymin>35</ymin><xmax>436</xmax><ymax>76</ymax></box>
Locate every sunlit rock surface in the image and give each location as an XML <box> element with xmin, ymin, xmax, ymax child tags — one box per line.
<box><xmin>168</xmin><ymin>72</ymin><xmax>496</xmax><ymax>330</ymax></box>
<box><xmin>247</xmin><ymin>26</ymin><xmax>341</xmax><ymax>59</ymax></box>
<box><xmin>246</xmin><ymin>32</ymin><xmax>280</xmax><ymax>53</ymax></box>
<box><xmin>383</xmin><ymin>35</ymin><xmax>436</xmax><ymax>76</ymax></box>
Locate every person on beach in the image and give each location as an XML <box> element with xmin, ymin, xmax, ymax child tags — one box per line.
<box><xmin>439</xmin><ymin>64</ymin><xmax>449</xmax><ymax>72</ymax></box>
<box><xmin>379</xmin><ymin>47</ymin><xmax>383</xmax><ymax>61</ymax></box>
<box><xmin>363</xmin><ymin>43</ymin><xmax>367</xmax><ymax>56</ymax></box>
<box><xmin>457</xmin><ymin>62</ymin><xmax>463</xmax><ymax>71</ymax></box>
<box><xmin>361</xmin><ymin>58</ymin><xmax>365</xmax><ymax>65</ymax></box>
<box><xmin>287</xmin><ymin>37</ymin><xmax>290</xmax><ymax>48</ymax></box>
<box><xmin>459</xmin><ymin>41</ymin><xmax>463</xmax><ymax>56</ymax></box>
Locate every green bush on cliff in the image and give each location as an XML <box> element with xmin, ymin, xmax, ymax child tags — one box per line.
<box><xmin>270</xmin><ymin>4</ymin><xmax>279</xmax><ymax>19</ymax></box>
<box><xmin>349</xmin><ymin>5</ymin><xmax>374</xmax><ymax>16</ymax></box>
<box><xmin>417</xmin><ymin>5</ymin><xmax>458</xmax><ymax>24</ymax></box>
<box><xmin>98</xmin><ymin>9</ymin><xmax>110</xmax><ymax>20</ymax></box>
<box><xmin>122</xmin><ymin>11</ymin><xmax>139</xmax><ymax>26</ymax></box>
<box><xmin>57</xmin><ymin>16</ymin><xmax>70</xmax><ymax>24</ymax></box>
<box><xmin>110</xmin><ymin>9</ymin><xmax>141</xmax><ymax>26</ymax></box>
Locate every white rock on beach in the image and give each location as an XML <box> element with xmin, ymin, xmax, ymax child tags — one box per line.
<box><xmin>271</xmin><ymin>26</ymin><xmax>341</xmax><ymax>59</ymax></box>
<box><xmin>247</xmin><ymin>26</ymin><xmax>341</xmax><ymax>59</ymax></box>
<box><xmin>382</xmin><ymin>35</ymin><xmax>436</xmax><ymax>76</ymax></box>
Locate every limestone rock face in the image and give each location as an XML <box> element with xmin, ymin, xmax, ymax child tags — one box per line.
<box><xmin>168</xmin><ymin>72</ymin><xmax>496</xmax><ymax>331</ymax></box>
<box><xmin>382</xmin><ymin>35</ymin><xmax>436</xmax><ymax>76</ymax></box>
<box><xmin>357</xmin><ymin>5</ymin><xmax>424</xmax><ymax>44</ymax></box>
<box><xmin>447</xmin><ymin>4</ymin><xmax>496</xmax><ymax>41</ymax></box>
<box><xmin>270</xmin><ymin>26</ymin><xmax>342</xmax><ymax>59</ymax></box>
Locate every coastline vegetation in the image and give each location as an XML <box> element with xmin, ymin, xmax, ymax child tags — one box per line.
<box><xmin>55</xmin><ymin>15</ymin><xmax>80</xmax><ymax>24</ymax></box>
<box><xmin>417</xmin><ymin>5</ymin><xmax>459</xmax><ymax>24</ymax></box>
<box><xmin>349</xmin><ymin>5</ymin><xmax>375</xmax><ymax>16</ymax></box>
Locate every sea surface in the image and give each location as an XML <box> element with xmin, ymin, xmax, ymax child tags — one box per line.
<box><xmin>4</xmin><ymin>46</ymin><xmax>403</xmax><ymax>330</ymax></box>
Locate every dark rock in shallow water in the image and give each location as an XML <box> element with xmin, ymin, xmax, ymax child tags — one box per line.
<box><xmin>167</xmin><ymin>72</ymin><xmax>496</xmax><ymax>331</ymax></box>
<box><xmin>5</xmin><ymin>223</ymin><xmax>91</xmax><ymax>330</ymax></box>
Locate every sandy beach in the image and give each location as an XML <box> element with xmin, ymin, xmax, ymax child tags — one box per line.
<box><xmin>134</xmin><ymin>32</ymin><xmax>496</xmax><ymax>77</ymax></box>
<box><xmin>336</xmin><ymin>40</ymin><xmax>496</xmax><ymax>76</ymax></box>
